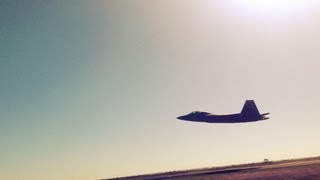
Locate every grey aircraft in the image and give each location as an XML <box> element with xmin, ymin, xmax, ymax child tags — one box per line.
<box><xmin>177</xmin><ymin>100</ymin><xmax>269</xmax><ymax>123</ymax></box>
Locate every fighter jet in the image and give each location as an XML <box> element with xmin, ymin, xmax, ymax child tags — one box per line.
<box><xmin>177</xmin><ymin>100</ymin><xmax>269</xmax><ymax>123</ymax></box>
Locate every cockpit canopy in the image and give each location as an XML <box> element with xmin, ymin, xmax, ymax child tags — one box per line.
<box><xmin>189</xmin><ymin>111</ymin><xmax>209</xmax><ymax>115</ymax></box>
<box><xmin>191</xmin><ymin>111</ymin><xmax>201</xmax><ymax>114</ymax></box>
<box><xmin>177</xmin><ymin>111</ymin><xmax>211</xmax><ymax>121</ymax></box>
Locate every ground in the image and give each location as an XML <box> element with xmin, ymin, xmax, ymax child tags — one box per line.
<box><xmin>104</xmin><ymin>156</ymin><xmax>320</xmax><ymax>180</ymax></box>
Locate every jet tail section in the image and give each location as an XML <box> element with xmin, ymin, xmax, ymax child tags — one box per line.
<box><xmin>241</xmin><ymin>100</ymin><xmax>261</xmax><ymax>118</ymax></box>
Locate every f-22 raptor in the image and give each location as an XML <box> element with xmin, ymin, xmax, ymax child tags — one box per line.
<box><xmin>177</xmin><ymin>100</ymin><xmax>269</xmax><ymax>123</ymax></box>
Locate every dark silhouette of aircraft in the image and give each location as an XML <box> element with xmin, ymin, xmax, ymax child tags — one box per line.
<box><xmin>177</xmin><ymin>100</ymin><xmax>269</xmax><ymax>123</ymax></box>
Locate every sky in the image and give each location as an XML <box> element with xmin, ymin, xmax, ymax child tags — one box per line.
<box><xmin>1</xmin><ymin>0</ymin><xmax>320</xmax><ymax>179</ymax></box>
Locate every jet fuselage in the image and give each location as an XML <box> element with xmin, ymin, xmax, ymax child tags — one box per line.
<box><xmin>177</xmin><ymin>112</ymin><xmax>268</xmax><ymax>123</ymax></box>
<box><xmin>177</xmin><ymin>100</ymin><xmax>270</xmax><ymax>123</ymax></box>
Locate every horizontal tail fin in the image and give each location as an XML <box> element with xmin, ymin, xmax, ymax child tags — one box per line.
<box><xmin>261</xmin><ymin>113</ymin><xmax>270</xmax><ymax>120</ymax></box>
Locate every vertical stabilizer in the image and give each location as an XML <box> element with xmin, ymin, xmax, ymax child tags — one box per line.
<box><xmin>241</xmin><ymin>100</ymin><xmax>261</xmax><ymax>118</ymax></box>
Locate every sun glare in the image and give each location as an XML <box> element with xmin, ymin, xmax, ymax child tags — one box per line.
<box><xmin>224</xmin><ymin>0</ymin><xmax>316</xmax><ymax>18</ymax></box>
<box><xmin>243</xmin><ymin>0</ymin><xmax>308</xmax><ymax>10</ymax></box>
<box><xmin>243</xmin><ymin>0</ymin><xmax>305</xmax><ymax>7</ymax></box>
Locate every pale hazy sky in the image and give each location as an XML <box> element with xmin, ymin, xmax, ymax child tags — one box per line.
<box><xmin>2</xmin><ymin>1</ymin><xmax>320</xmax><ymax>179</ymax></box>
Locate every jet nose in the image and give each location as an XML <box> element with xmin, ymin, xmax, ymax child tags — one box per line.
<box><xmin>177</xmin><ymin>116</ymin><xmax>186</xmax><ymax>120</ymax></box>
